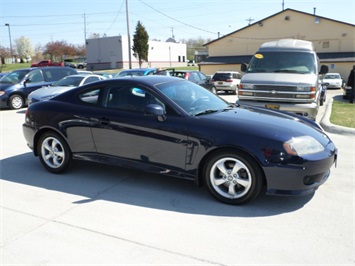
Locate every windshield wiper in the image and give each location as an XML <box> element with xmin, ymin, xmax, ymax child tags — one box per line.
<box><xmin>194</xmin><ymin>109</ymin><xmax>219</xmax><ymax>116</ymax></box>
<box><xmin>273</xmin><ymin>69</ymin><xmax>299</xmax><ymax>73</ymax></box>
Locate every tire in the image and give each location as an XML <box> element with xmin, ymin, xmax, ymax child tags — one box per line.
<box><xmin>203</xmin><ymin>151</ymin><xmax>263</xmax><ymax>205</ymax></box>
<box><xmin>320</xmin><ymin>97</ymin><xmax>324</xmax><ymax>106</ymax></box>
<box><xmin>37</xmin><ymin>132</ymin><xmax>72</xmax><ymax>174</ymax></box>
<box><xmin>9</xmin><ymin>94</ymin><xmax>24</xmax><ymax>109</ymax></box>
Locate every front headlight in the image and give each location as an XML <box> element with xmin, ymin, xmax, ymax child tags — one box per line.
<box><xmin>283</xmin><ymin>136</ymin><xmax>324</xmax><ymax>156</ymax></box>
<box><xmin>0</xmin><ymin>91</ymin><xmax>5</xmax><ymax>96</ymax></box>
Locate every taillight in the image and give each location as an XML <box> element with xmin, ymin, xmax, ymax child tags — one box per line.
<box><xmin>185</xmin><ymin>73</ymin><xmax>190</xmax><ymax>80</ymax></box>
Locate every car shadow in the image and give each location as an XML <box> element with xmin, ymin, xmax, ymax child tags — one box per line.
<box><xmin>1</xmin><ymin>153</ymin><xmax>314</xmax><ymax>217</ymax></box>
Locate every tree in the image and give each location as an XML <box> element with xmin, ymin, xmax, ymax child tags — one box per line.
<box><xmin>0</xmin><ymin>46</ymin><xmax>11</xmax><ymax>64</ymax></box>
<box><xmin>180</xmin><ymin>37</ymin><xmax>211</xmax><ymax>61</ymax></box>
<box><xmin>15</xmin><ymin>36</ymin><xmax>34</xmax><ymax>62</ymax></box>
<box><xmin>132</xmin><ymin>21</ymin><xmax>149</xmax><ymax>68</ymax></box>
<box><xmin>43</xmin><ymin>40</ymin><xmax>77</xmax><ymax>61</ymax></box>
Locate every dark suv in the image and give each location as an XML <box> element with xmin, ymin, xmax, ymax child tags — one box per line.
<box><xmin>171</xmin><ymin>70</ymin><xmax>215</xmax><ymax>93</ymax></box>
<box><xmin>0</xmin><ymin>67</ymin><xmax>77</xmax><ymax>109</ymax></box>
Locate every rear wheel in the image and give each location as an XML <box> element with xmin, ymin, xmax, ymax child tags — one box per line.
<box><xmin>9</xmin><ymin>94</ymin><xmax>24</xmax><ymax>109</ymax></box>
<box><xmin>37</xmin><ymin>132</ymin><xmax>72</xmax><ymax>173</ymax></box>
<box><xmin>203</xmin><ymin>151</ymin><xmax>263</xmax><ymax>205</ymax></box>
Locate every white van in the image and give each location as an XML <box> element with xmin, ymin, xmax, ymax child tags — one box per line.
<box><xmin>238</xmin><ymin>39</ymin><xmax>328</xmax><ymax>120</ymax></box>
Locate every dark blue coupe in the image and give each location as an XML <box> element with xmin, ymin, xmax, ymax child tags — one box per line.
<box><xmin>23</xmin><ymin>76</ymin><xmax>337</xmax><ymax>205</ymax></box>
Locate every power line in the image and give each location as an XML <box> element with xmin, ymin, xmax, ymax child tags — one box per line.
<box><xmin>137</xmin><ymin>0</ymin><xmax>217</xmax><ymax>36</ymax></box>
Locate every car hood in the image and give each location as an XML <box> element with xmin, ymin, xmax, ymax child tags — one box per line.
<box><xmin>0</xmin><ymin>83</ymin><xmax>16</xmax><ymax>90</ymax></box>
<box><xmin>29</xmin><ymin>86</ymin><xmax>77</xmax><ymax>99</ymax></box>
<box><xmin>241</xmin><ymin>73</ymin><xmax>317</xmax><ymax>85</ymax></box>
<box><xmin>323</xmin><ymin>78</ymin><xmax>342</xmax><ymax>83</ymax></box>
<box><xmin>199</xmin><ymin>104</ymin><xmax>328</xmax><ymax>143</ymax></box>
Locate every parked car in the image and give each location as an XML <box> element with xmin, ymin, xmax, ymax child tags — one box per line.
<box><xmin>22</xmin><ymin>75</ymin><xmax>337</xmax><ymax>205</ymax></box>
<box><xmin>31</xmin><ymin>60</ymin><xmax>64</xmax><ymax>67</ymax></box>
<box><xmin>170</xmin><ymin>70</ymin><xmax>215</xmax><ymax>93</ymax></box>
<box><xmin>76</xmin><ymin>61</ymin><xmax>87</xmax><ymax>69</ymax></box>
<box><xmin>322</xmin><ymin>73</ymin><xmax>343</xmax><ymax>89</ymax></box>
<box><xmin>319</xmin><ymin>83</ymin><xmax>327</xmax><ymax>106</ymax></box>
<box><xmin>0</xmin><ymin>72</ymin><xmax>10</xmax><ymax>79</ymax></box>
<box><xmin>115</xmin><ymin>68</ymin><xmax>157</xmax><ymax>77</ymax></box>
<box><xmin>211</xmin><ymin>71</ymin><xmax>242</xmax><ymax>94</ymax></box>
<box><xmin>0</xmin><ymin>67</ymin><xmax>78</xmax><ymax>109</ymax></box>
<box><xmin>28</xmin><ymin>74</ymin><xmax>106</xmax><ymax>105</ymax></box>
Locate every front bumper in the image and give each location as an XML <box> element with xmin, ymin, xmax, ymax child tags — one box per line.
<box><xmin>237</xmin><ymin>99</ymin><xmax>319</xmax><ymax>120</ymax></box>
<box><xmin>264</xmin><ymin>147</ymin><xmax>337</xmax><ymax>196</ymax></box>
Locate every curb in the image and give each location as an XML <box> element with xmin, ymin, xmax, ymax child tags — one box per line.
<box><xmin>320</xmin><ymin>98</ymin><xmax>355</xmax><ymax>136</ymax></box>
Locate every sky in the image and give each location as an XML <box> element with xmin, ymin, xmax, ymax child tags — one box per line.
<box><xmin>0</xmin><ymin>0</ymin><xmax>354</xmax><ymax>49</ymax></box>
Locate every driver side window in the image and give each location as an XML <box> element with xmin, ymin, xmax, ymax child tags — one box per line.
<box><xmin>106</xmin><ymin>86</ymin><xmax>164</xmax><ymax>113</ymax></box>
<box><xmin>27</xmin><ymin>69</ymin><xmax>44</xmax><ymax>83</ymax></box>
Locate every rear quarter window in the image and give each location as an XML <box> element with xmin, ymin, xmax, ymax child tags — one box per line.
<box><xmin>43</xmin><ymin>68</ymin><xmax>77</xmax><ymax>82</ymax></box>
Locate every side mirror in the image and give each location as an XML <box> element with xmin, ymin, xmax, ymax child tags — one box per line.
<box><xmin>23</xmin><ymin>78</ymin><xmax>30</xmax><ymax>86</ymax></box>
<box><xmin>241</xmin><ymin>63</ymin><xmax>248</xmax><ymax>72</ymax></box>
<box><xmin>144</xmin><ymin>104</ymin><xmax>166</xmax><ymax>121</ymax></box>
<box><xmin>319</xmin><ymin>65</ymin><xmax>328</xmax><ymax>75</ymax></box>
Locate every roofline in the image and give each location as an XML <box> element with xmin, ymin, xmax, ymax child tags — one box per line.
<box><xmin>204</xmin><ymin>8</ymin><xmax>355</xmax><ymax>46</ymax></box>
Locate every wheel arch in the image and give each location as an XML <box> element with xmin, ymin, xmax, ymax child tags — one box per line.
<box><xmin>7</xmin><ymin>91</ymin><xmax>26</xmax><ymax>107</ymax></box>
<box><xmin>33</xmin><ymin>127</ymin><xmax>71</xmax><ymax>156</ymax></box>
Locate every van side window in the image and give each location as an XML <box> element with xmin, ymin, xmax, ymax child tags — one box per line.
<box><xmin>27</xmin><ymin>69</ymin><xmax>44</xmax><ymax>83</ymax></box>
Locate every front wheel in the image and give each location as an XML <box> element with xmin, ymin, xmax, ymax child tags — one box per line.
<box><xmin>9</xmin><ymin>94</ymin><xmax>24</xmax><ymax>109</ymax></box>
<box><xmin>203</xmin><ymin>151</ymin><xmax>263</xmax><ymax>205</ymax></box>
<box><xmin>37</xmin><ymin>132</ymin><xmax>72</xmax><ymax>173</ymax></box>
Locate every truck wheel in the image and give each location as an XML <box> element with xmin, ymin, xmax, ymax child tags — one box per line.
<box><xmin>9</xmin><ymin>94</ymin><xmax>24</xmax><ymax>109</ymax></box>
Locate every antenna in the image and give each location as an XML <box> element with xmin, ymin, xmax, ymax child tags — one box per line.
<box><xmin>246</xmin><ymin>17</ymin><xmax>254</xmax><ymax>25</ymax></box>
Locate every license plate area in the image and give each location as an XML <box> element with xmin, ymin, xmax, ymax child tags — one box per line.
<box><xmin>265</xmin><ymin>104</ymin><xmax>280</xmax><ymax>110</ymax></box>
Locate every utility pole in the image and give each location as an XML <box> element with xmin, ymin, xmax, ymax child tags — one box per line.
<box><xmin>126</xmin><ymin>0</ymin><xmax>132</xmax><ymax>69</ymax></box>
<box><xmin>282</xmin><ymin>0</ymin><xmax>284</xmax><ymax>10</ymax></box>
<box><xmin>5</xmin><ymin>23</ymin><xmax>13</xmax><ymax>63</ymax></box>
<box><xmin>83</xmin><ymin>13</ymin><xmax>87</xmax><ymax>44</ymax></box>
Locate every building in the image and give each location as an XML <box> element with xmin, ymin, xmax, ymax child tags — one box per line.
<box><xmin>200</xmin><ymin>9</ymin><xmax>355</xmax><ymax>79</ymax></box>
<box><xmin>86</xmin><ymin>35</ymin><xmax>187</xmax><ymax>71</ymax></box>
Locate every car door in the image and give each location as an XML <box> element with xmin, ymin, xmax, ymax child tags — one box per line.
<box><xmin>22</xmin><ymin>69</ymin><xmax>47</xmax><ymax>97</ymax></box>
<box><xmin>81</xmin><ymin>83</ymin><xmax>189</xmax><ymax>174</ymax></box>
<box><xmin>196</xmin><ymin>71</ymin><xmax>213</xmax><ymax>90</ymax></box>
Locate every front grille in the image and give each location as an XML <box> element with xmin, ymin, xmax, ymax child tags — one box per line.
<box><xmin>254</xmin><ymin>85</ymin><xmax>298</xmax><ymax>92</ymax></box>
<box><xmin>255</xmin><ymin>92</ymin><xmax>295</xmax><ymax>99</ymax></box>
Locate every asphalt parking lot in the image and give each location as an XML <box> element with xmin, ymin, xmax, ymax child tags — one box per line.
<box><xmin>1</xmin><ymin>89</ymin><xmax>354</xmax><ymax>265</ymax></box>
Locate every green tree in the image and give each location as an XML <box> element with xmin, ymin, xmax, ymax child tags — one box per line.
<box><xmin>132</xmin><ymin>21</ymin><xmax>149</xmax><ymax>68</ymax></box>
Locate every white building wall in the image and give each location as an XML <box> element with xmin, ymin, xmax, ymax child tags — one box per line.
<box><xmin>86</xmin><ymin>35</ymin><xmax>187</xmax><ymax>70</ymax></box>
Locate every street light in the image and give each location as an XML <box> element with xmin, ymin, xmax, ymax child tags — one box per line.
<box><xmin>5</xmin><ymin>23</ymin><xmax>14</xmax><ymax>63</ymax></box>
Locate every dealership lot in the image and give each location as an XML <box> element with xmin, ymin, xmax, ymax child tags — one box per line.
<box><xmin>1</xmin><ymin>91</ymin><xmax>354</xmax><ymax>265</ymax></box>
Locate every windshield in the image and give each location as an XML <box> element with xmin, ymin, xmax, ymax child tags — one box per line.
<box><xmin>157</xmin><ymin>80</ymin><xmax>229</xmax><ymax>116</ymax></box>
<box><xmin>247</xmin><ymin>52</ymin><xmax>316</xmax><ymax>74</ymax></box>
<box><xmin>53</xmin><ymin>76</ymin><xmax>84</xmax><ymax>86</ymax></box>
<box><xmin>0</xmin><ymin>69</ymin><xmax>30</xmax><ymax>84</ymax></box>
